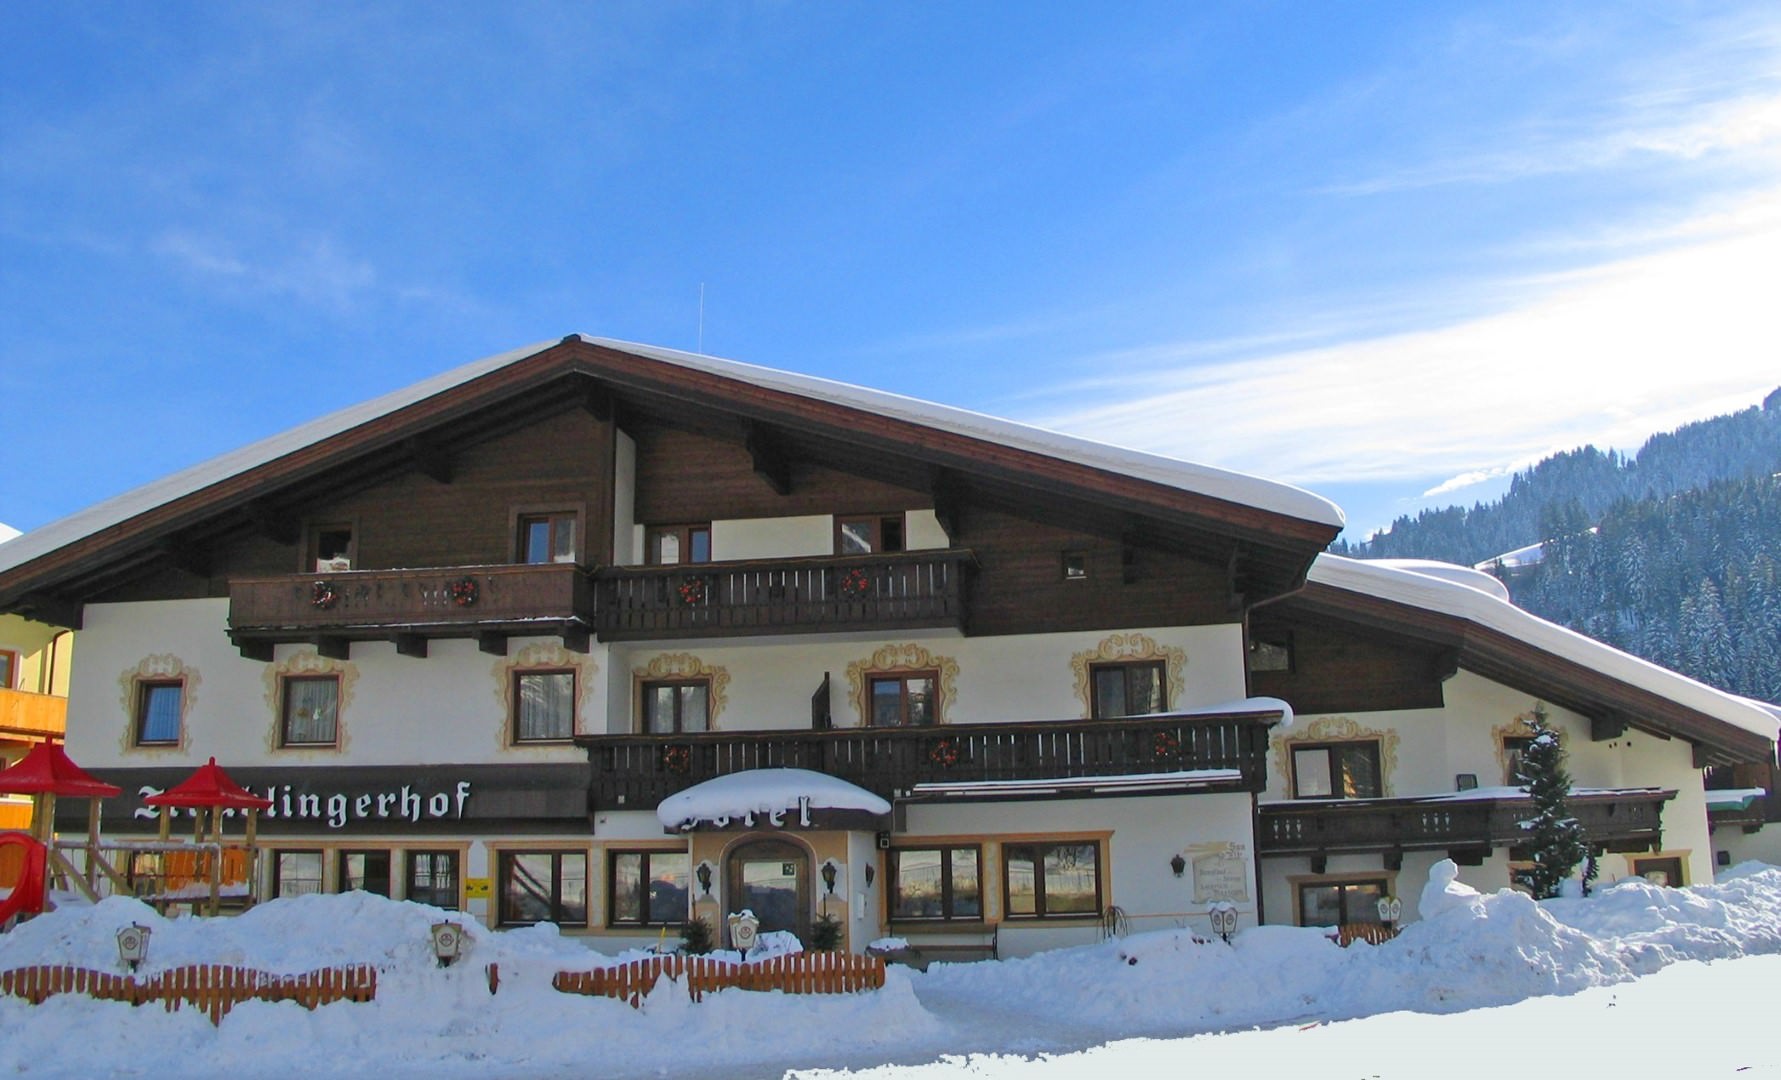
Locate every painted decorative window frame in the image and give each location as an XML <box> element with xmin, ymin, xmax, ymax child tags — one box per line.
<box><xmin>117</xmin><ymin>655</ymin><xmax>201</xmax><ymax>755</ymax></box>
<box><xmin>631</xmin><ymin>653</ymin><xmax>730</xmax><ymax>731</ymax></box>
<box><xmin>1069</xmin><ymin>633</ymin><xmax>1186</xmax><ymax>719</ymax></box>
<box><xmin>261</xmin><ymin>651</ymin><xmax>358</xmax><ymax>755</ymax></box>
<box><xmin>493</xmin><ymin>643</ymin><xmax>597</xmax><ymax>749</ymax></box>
<box><xmin>1492</xmin><ymin>709</ymin><xmax>1544</xmax><ymax>784</ymax></box>
<box><xmin>1270</xmin><ymin>716</ymin><xmax>1399</xmax><ymax>799</ymax></box>
<box><xmin>846</xmin><ymin>643</ymin><xmax>959</xmax><ymax>727</ymax></box>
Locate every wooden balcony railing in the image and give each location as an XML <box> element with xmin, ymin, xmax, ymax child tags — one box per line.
<box><xmin>228</xmin><ymin>564</ymin><xmax>593</xmax><ymax>658</ymax></box>
<box><xmin>580</xmin><ymin>711</ymin><xmax>1277</xmax><ymax>811</ymax></box>
<box><xmin>1258</xmin><ymin>789</ymin><xmax>1675</xmax><ymax>857</ymax></box>
<box><xmin>593</xmin><ymin>550</ymin><xmax>974</xmax><ymax>641</ymax></box>
<box><xmin>0</xmin><ymin>688</ymin><xmax>67</xmax><ymax>739</ymax></box>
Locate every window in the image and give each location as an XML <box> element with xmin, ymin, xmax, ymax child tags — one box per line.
<box><xmin>835</xmin><ymin>514</ymin><xmax>905</xmax><ymax>555</ymax></box>
<box><xmin>1290</xmin><ymin>742</ymin><xmax>1382</xmax><ymax>799</ymax></box>
<box><xmin>646</xmin><ymin>524</ymin><xmax>712</xmax><ymax>566</ymax></box>
<box><xmin>1247</xmin><ymin>635</ymin><xmax>1293</xmax><ymax>673</ymax></box>
<box><xmin>518</xmin><ymin>512</ymin><xmax>577</xmax><ymax>565</ymax></box>
<box><xmin>869</xmin><ymin>672</ymin><xmax>937</xmax><ymax>727</ymax></box>
<box><xmin>890</xmin><ymin>846</ymin><xmax>981</xmax><ymax>921</ymax></box>
<box><xmin>1004</xmin><ymin>841</ymin><xmax>1101</xmax><ymax>919</ymax></box>
<box><xmin>306</xmin><ymin>522</ymin><xmax>354</xmax><ymax>572</ymax></box>
<box><xmin>406</xmin><ymin>850</ymin><xmax>460</xmax><ymax>909</ymax></box>
<box><xmin>514</xmin><ymin>670</ymin><xmax>575</xmax><ymax>742</ymax></box>
<box><xmin>608</xmin><ymin>850</ymin><xmax>691</xmax><ymax>927</ymax></box>
<box><xmin>0</xmin><ymin>650</ymin><xmax>14</xmax><ymax>690</ymax></box>
<box><xmin>134</xmin><ymin>680</ymin><xmax>184</xmax><ymax>746</ymax></box>
<box><xmin>1061</xmin><ymin>552</ymin><xmax>1088</xmax><ymax>582</ymax></box>
<box><xmin>1090</xmin><ymin>661</ymin><xmax>1166</xmax><ymax>719</ymax></box>
<box><xmin>499</xmin><ymin>850</ymin><xmax>588</xmax><ymax>927</ymax></box>
<box><xmin>280</xmin><ymin>675</ymin><xmax>340</xmax><ymax>746</ymax></box>
<box><xmin>1632</xmin><ymin>856</ymin><xmax>1685</xmax><ymax>887</ymax></box>
<box><xmin>272</xmin><ymin>850</ymin><xmax>323</xmax><ymax>898</ymax></box>
<box><xmin>338</xmin><ymin>850</ymin><xmax>391</xmax><ymax>896</ymax></box>
<box><xmin>1503</xmin><ymin>735</ymin><xmax>1538</xmax><ymax>785</ymax></box>
<box><xmin>1297</xmin><ymin>878</ymin><xmax>1386</xmax><ymax>927</ymax></box>
<box><xmin>641</xmin><ymin>679</ymin><xmax>709</xmax><ymax>734</ymax></box>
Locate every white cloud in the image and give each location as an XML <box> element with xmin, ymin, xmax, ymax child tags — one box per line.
<box><xmin>1032</xmin><ymin>196</ymin><xmax>1781</xmax><ymax>488</ymax></box>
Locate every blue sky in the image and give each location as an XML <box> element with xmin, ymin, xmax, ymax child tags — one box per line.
<box><xmin>4</xmin><ymin>2</ymin><xmax>1780</xmax><ymax>544</ymax></box>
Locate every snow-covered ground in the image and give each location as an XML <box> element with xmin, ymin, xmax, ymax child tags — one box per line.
<box><xmin>2</xmin><ymin>862</ymin><xmax>1779</xmax><ymax>1079</ymax></box>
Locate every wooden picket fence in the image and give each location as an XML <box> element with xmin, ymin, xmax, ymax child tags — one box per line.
<box><xmin>554</xmin><ymin>952</ymin><xmax>886</xmax><ymax>1007</ymax></box>
<box><xmin>0</xmin><ymin>963</ymin><xmax>377</xmax><ymax>1024</ymax></box>
<box><xmin>1333</xmin><ymin>922</ymin><xmax>1401</xmax><ymax>947</ymax></box>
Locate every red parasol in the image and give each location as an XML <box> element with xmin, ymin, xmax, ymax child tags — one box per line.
<box><xmin>0</xmin><ymin>740</ymin><xmax>122</xmax><ymax>799</ymax></box>
<box><xmin>143</xmin><ymin>758</ymin><xmax>273</xmax><ymax>810</ymax></box>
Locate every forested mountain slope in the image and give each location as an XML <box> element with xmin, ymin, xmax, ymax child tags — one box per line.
<box><xmin>1333</xmin><ymin>388</ymin><xmax>1781</xmax><ymax>701</ymax></box>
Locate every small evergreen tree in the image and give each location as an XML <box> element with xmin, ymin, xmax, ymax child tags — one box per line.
<box><xmin>809</xmin><ymin>913</ymin><xmax>843</xmax><ymax>952</ymax></box>
<box><xmin>679</xmin><ymin>916</ymin><xmax>714</xmax><ymax>955</ymax></box>
<box><xmin>1515</xmin><ymin>705</ymin><xmax>1590</xmax><ymax>899</ymax></box>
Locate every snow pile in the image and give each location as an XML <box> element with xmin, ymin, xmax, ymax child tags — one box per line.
<box><xmin>5</xmin><ymin>864</ymin><xmax>1781</xmax><ymax>1077</ymax></box>
<box><xmin>1416</xmin><ymin>857</ymin><xmax>1482</xmax><ymax>920</ymax></box>
<box><xmin>657</xmin><ymin>768</ymin><xmax>891</xmax><ymax>830</ymax></box>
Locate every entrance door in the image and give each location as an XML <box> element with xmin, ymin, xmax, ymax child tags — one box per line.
<box><xmin>727</xmin><ymin>840</ymin><xmax>810</xmax><ymax>943</ymax></box>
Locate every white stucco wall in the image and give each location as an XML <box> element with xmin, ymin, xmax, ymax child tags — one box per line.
<box><xmin>612</xmin><ymin>429</ymin><xmax>637</xmax><ymax>566</ymax></box>
<box><xmin>905</xmin><ymin>509</ymin><xmax>949</xmax><ymax>551</ymax></box>
<box><xmin>711</xmin><ymin>516</ymin><xmax>832</xmax><ymax>562</ymax></box>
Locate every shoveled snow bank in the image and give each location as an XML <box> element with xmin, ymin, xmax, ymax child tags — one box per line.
<box><xmin>5</xmin><ymin>862</ymin><xmax>1781</xmax><ymax>1078</ymax></box>
<box><xmin>657</xmin><ymin>768</ymin><xmax>891</xmax><ymax>830</ymax></box>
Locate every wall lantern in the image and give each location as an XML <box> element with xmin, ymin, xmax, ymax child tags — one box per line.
<box><xmin>1169</xmin><ymin>853</ymin><xmax>1187</xmax><ymax>878</ymax></box>
<box><xmin>696</xmin><ymin>861</ymin><xmax>714</xmax><ymax>897</ymax></box>
<box><xmin>864</xmin><ymin>864</ymin><xmax>875</xmax><ymax>887</ymax></box>
<box><xmin>820</xmin><ymin>859</ymin><xmax>839</xmax><ymax>895</ymax></box>
<box><xmin>1376</xmin><ymin>896</ymin><xmax>1403</xmax><ymax>926</ymax></box>
<box><xmin>1208</xmin><ymin>901</ymin><xmax>1238</xmax><ymax>944</ymax></box>
<box><xmin>431</xmin><ymin>921</ymin><xmax>465</xmax><ymax>968</ymax></box>
<box><xmin>116</xmin><ymin>923</ymin><xmax>151</xmax><ymax>973</ymax></box>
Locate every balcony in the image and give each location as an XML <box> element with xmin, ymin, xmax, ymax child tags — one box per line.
<box><xmin>579</xmin><ymin>711</ymin><xmax>1277</xmax><ymax>812</ymax></box>
<box><xmin>228</xmin><ymin>563</ymin><xmax>593</xmax><ymax>660</ymax></box>
<box><xmin>1258</xmin><ymin>789</ymin><xmax>1675</xmax><ymax>861</ymax></box>
<box><xmin>593</xmin><ymin>549</ymin><xmax>974</xmax><ymax>641</ymax></box>
<box><xmin>0</xmin><ymin>688</ymin><xmax>67</xmax><ymax>740</ymax></box>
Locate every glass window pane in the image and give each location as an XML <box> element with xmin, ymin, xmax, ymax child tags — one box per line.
<box><xmin>689</xmin><ymin>528</ymin><xmax>711</xmax><ymax>563</ymax></box>
<box><xmin>906</xmin><ymin>677</ymin><xmax>935</xmax><ymax>726</ymax></box>
<box><xmin>644</xmin><ymin>854</ymin><xmax>687</xmax><ymax>925</ymax></box>
<box><xmin>1339</xmin><ymin>745</ymin><xmax>1381</xmax><ymax>798</ymax></box>
<box><xmin>1346</xmin><ymin>882</ymin><xmax>1385</xmax><ymax>924</ymax></box>
<box><xmin>139</xmin><ymin>684</ymin><xmax>182</xmax><ymax>743</ymax></box>
<box><xmin>679</xmin><ymin>684</ymin><xmax>708</xmax><ymax>733</ymax></box>
<box><xmin>409</xmin><ymin>851</ymin><xmax>458</xmax><ymax>909</ymax></box>
<box><xmin>284</xmin><ymin>678</ymin><xmax>338</xmax><ymax>744</ymax></box>
<box><xmin>340</xmin><ymin>851</ymin><xmax>390</xmax><ymax>896</ymax></box>
<box><xmin>893</xmin><ymin>849</ymin><xmax>944</xmax><ymax>918</ymax></box>
<box><xmin>1043</xmin><ymin>844</ymin><xmax>1098</xmax><ymax>915</ymax></box>
<box><xmin>1294</xmin><ymin>748</ymin><xmax>1334</xmax><ymax>798</ymax></box>
<box><xmin>517</xmin><ymin>671</ymin><xmax>574</xmax><ymax>740</ymax></box>
<box><xmin>839</xmin><ymin>521</ymin><xmax>874</xmax><ymax>554</ymax></box>
<box><xmin>1005</xmin><ymin>847</ymin><xmax>1036</xmax><ymax>916</ymax></box>
<box><xmin>560</xmin><ymin>854</ymin><xmax>589</xmax><ymax>926</ymax></box>
<box><xmin>647</xmin><ymin>685</ymin><xmax>677</xmax><ymax>734</ymax></box>
<box><xmin>502</xmin><ymin>853</ymin><xmax>554</xmax><ymax>925</ymax></box>
<box><xmin>1130</xmin><ymin>665</ymin><xmax>1165</xmax><ymax>715</ymax></box>
<box><xmin>1093</xmin><ymin>668</ymin><xmax>1126</xmax><ymax>719</ymax></box>
<box><xmin>1300</xmin><ymin>884</ymin><xmax>1341</xmax><ymax>927</ymax></box>
<box><xmin>0</xmin><ymin>653</ymin><xmax>12</xmax><ymax>690</ymax></box>
<box><xmin>524</xmin><ymin>520</ymin><xmax>552</xmax><ymax>564</ymax></box>
<box><xmin>871</xmin><ymin>679</ymin><xmax>903</xmax><ymax>727</ymax></box>
<box><xmin>952</xmin><ymin>849</ymin><xmax>980</xmax><ymax>918</ymax></box>
<box><xmin>655</xmin><ymin>531</ymin><xmax>681</xmax><ymax>565</ymax></box>
<box><xmin>552</xmin><ymin>519</ymin><xmax>576</xmax><ymax>563</ymax></box>
<box><xmin>612</xmin><ymin>852</ymin><xmax>642</xmax><ymax>922</ymax></box>
<box><xmin>276</xmin><ymin>851</ymin><xmax>322</xmax><ymax>897</ymax></box>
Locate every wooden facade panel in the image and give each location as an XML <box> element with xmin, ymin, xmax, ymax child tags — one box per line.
<box><xmin>962</xmin><ymin>506</ymin><xmax>1234</xmax><ymax>634</ymax></box>
<box><xmin>1249</xmin><ymin>620</ymin><xmax>1446</xmax><ymax>715</ymax></box>
<box><xmin>631</xmin><ymin>421</ymin><xmax>928</xmax><ymax>524</ymax></box>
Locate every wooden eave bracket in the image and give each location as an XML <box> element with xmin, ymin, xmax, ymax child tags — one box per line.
<box><xmin>745</xmin><ymin>425</ymin><xmax>792</xmax><ymax>496</ymax></box>
<box><xmin>404</xmin><ymin>436</ymin><xmax>453</xmax><ymax>485</ymax></box>
<box><xmin>573</xmin><ymin>376</ymin><xmax>613</xmax><ymax>423</ymax></box>
<box><xmin>1431</xmin><ymin>648</ymin><xmax>1461</xmax><ymax>682</ymax></box>
<box><xmin>314</xmin><ymin>636</ymin><xmax>351</xmax><ymax>661</ymax></box>
<box><xmin>13</xmin><ymin>591</ymin><xmax>82</xmax><ymax>631</ymax></box>
<box><xmin>245</xmin><ymin>501</ymin><xmax>299</xmax><ymax>545</ymax></box>
<box><xmin>393</xmin><ymin>633</ymin><xmax>428</xmax><ymax>659</ymax></box>
<box><xmin>1225</xmin><ymin>547</ymin><xmax>1249</xmax><ymax>612</ymax></box>
<box><xmin>1590</xmin><ymin>712</ymin><xmax>1629</xmax><ymax>742</ymax></box>
<box><xmin>157</xmin><ymin>538</ymin><xmax>212</xmax><ymax>579</ymax></box>
<box><xmin>929</xmin><ymin>468</ymin><xmax>964</xmax><ymax>543</ymax></box>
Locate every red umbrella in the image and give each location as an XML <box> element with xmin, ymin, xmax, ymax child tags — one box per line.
<box><xmin>0</xmin><ymin>740</ymin><xmax>121</xmax><ymax>799</ymax></box>
<box><xmin>144</xmin><ymin>758</ymin><xmax>273</xmax><ymax>810</ymax></box>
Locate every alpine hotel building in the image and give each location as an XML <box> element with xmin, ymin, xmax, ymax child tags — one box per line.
<box><xmin>0</xmin><ymin>337</ymin><xmax>1773</xmax><ymax>956</ymax></box>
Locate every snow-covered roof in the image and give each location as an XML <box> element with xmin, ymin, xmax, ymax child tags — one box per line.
<box><xmin>1310</xmin><ymin>555</ymin><xmax>1781</xmax><ymax>744</ymax></box>
<box><xmin>1373</xmin><ymin>559</ymin><xmax>1511</xmax><ymax>602</ymax></box>
<box><xmin>656</xmin><ymin>768</ymin><xmax>892</xmax><ymax>830</ymax></box>
<box><xmin>0</xmin><ymin>336</ymin><xmax>1341</xmax><ymax>576</ymax></box>
<box><xmin>1705</xmin><ymin>788</ymin><xmax>1767</xmax><ymax>811</ymax></box>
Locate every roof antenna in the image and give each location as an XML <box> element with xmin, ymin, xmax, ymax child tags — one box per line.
<box><xmin>697</xmin><ymin>283</ymin><xmax>705</xmax><ymax>355</ymax></box>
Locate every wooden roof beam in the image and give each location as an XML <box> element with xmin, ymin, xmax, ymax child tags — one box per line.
<box><xmin>745</xmin><ymin>424</ymin><xmax>792</xmax><ymax>496</ymax></box>
<box><xmin>246</xmin><ymin>500</ymin><xmax>299</xmax><ymax>545</ymax></box>
<box><xmin>404</xmin><ymin>435</ymin><xmax>453</xmax><ymax>485</ymax></box>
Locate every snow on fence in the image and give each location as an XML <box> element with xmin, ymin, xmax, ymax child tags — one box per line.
<box><xmin>554</xmin><ymin>952</ymin><xmax>886</xmax><ymax>1007</ymax></box>
<box><xmin>0</xmin><ymin>963</ymin><xmax>377</xmax><ymax>1024</ymax></box>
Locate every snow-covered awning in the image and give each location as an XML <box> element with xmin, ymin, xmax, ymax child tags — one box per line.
<box><xmin>907</xmin><ymin>768</ymin><xmax>1246</xmax><ymax>803</ymax></box>
<box><xmin>1706</xmin><ymin>788</ymin><xmax>1767</xmax><ymax>812</ymax></box>
<box><xmin>656</xmin><ymin>768</ymin><xmax>892</xmax><ymax>832</ymax></box>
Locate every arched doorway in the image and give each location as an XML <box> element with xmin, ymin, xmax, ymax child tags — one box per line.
<box><xmin>726</xmin><ymin>838</ymin><xmax>810</xmax><ymax>943</ymax></box>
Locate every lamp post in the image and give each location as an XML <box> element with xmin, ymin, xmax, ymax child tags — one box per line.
<box><xmin>1376</xmin><ymin>895</ymin><xmax>1403</xmax><ymax>933</ymax></box>
<box><xmin>431</xmin><ymin>921</ymin><xmax>465</xmax><ymax>968</ymax></box>
<box><xmin>116</xmin><ymin>923</ymin><xmax>151</xmax><ymax>973</ymax></box>
<box><xmin>1208</xmin><ymin>901</ymin><xmax>1238</xmax><ymax>944</ymax></box>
